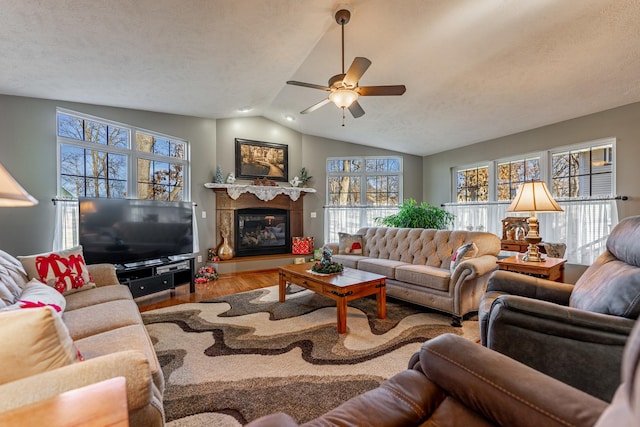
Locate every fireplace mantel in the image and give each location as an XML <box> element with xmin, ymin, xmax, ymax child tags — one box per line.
<box><xmin>204</xmin><ymin>183</ymin><xmax>316</xmax><ymax>201</ymax></box>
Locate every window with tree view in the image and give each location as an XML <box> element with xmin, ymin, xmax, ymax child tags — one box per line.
<box><xmin>456</xmin><ymin>166</ymin><xmax>489</xmax><ymax>202</ymax></box>
<box><xmin>57</xmin><ymin>110</ymin><xmax>188</xmax><ymax>201</ymax></box>
<box><xmin>496</xmin><ymin>156</ymin><xmax>540</xmax><ymax>200</ymax></box>
<box><xmin>551</xmin><ymin>144</ymin><xmax>612</xmax><ymax>198</ymax></box>
<box><xmin>325</xmin><ymin>157</ymin><xmax>402</xmax><ymax>242</ymax></box>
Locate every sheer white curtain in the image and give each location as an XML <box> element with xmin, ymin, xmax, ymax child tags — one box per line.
<box><xmin>324</xmin><ymin>206</ymin><xmax>399</xmax><ymax>243</ymax></box>
<box><xmin>52</xmin><ymin>199</ymin><xmax>79</xmax><ymax>251</ymax></box>
<box><xmin>191</xmin><ymin>203</ymin><xmax>199</xmax><ymax>254</ymax></box>
<box><xmin>444</xmin><ymin>199</ymin><xmax>618</xmax><ymax>265</ymax></box>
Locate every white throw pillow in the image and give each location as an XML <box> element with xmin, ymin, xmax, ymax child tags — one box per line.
<box><xmin>0</xmin><ymin>279</ymin><xmax>66</xmax><ymax>313</ymax></box>
<box><xmin>450</xmin><ymin>242</ymin><xmax>478</xmax><ymax>272</ymax></box>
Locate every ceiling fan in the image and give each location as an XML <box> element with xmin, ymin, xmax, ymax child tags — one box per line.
<box><xmin>287</xmin><ymin>8</ymin><xmax>406</xmax><ymax>123</ymax></box>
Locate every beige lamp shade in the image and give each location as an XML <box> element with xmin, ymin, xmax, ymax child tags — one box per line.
<box><xmin>0</xmin><ymin>163</ymin><xmax>38</xmax><ymax>207</ymax></box>
<box><xmin>507</xmin><ymin>181</ymin><xmax>563</xmax><ymax>213</ymax></box>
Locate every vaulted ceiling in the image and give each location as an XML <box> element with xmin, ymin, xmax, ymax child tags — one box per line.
<box><xmin>1</xmin><ymin>0</ymin><xmax>639</xmax><ymax>156</ymax></box>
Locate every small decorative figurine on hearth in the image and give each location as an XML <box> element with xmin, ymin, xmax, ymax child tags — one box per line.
<box><xmin>226</xmin><ymin>172</ymin><xmax>236</xmax><ymax>184</ymax></box>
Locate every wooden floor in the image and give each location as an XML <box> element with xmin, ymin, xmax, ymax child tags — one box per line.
<box><xmin>136</xmin><ymin>269</ymin><xmax>279</xmax><ymax>312</ymax></box>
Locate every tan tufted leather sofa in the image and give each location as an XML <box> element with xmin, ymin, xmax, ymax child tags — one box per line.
<box><xmin>325</xmin><ymin>227</ymin><xmax>501</xmax><ymax>325</ymax></box>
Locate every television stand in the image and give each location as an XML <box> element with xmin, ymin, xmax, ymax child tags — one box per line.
<box><xmin>115</xmin><ymin>257</ymin><xmax>195</xmax><ymax>298</ymax></box>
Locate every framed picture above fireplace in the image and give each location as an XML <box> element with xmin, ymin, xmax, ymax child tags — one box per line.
<box><xmin>235</xmin><ymin>139</ymin><xmax>288</xmax><ymax>182</ymax></box>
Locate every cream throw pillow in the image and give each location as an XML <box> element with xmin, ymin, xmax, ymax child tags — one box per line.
<box><xmin>0</xmin><ymin>307</ymin><xmax>78</xmax><ymax>385</ymax></box>
<box><xmin>338</xmin><ymin>233</ymin><xmax>364</xmax><ymax>255</ymax></box>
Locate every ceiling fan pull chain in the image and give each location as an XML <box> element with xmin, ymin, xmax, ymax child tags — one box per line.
<box><xmin>342</xmin><ymin>108</ymin><xmax>346</xmax><ymax>127</ymax></box>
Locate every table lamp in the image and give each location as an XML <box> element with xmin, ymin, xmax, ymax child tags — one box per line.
<box><xmin>0</xmin><ymin>163</ymin><xmax>38</xmax><ymax>207</ymax></box>
<box><xmin>507</xmin><ymin>181</ymin><xmax>562</xmax><ymax>262</ymax></box>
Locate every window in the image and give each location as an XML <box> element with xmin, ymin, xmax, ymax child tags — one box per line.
<box><xmin>496</xmin><ymin>156</ymin><xmax>540</xmax><ymax>200</ymax></box>
<box><xmin>551</xmin><ymin>144</ymin><xmax>613</xmax><ymax>198</ymax></box>
<box><xmin>455</xmin><ymin>165</ymin><xmax>489</xmax><ymax>202</ymax></box>
<box><xmin>447</xmin><ymin>138</ymin><xmax>617</xmax><ymax>265</ymax></box>
<box><xmin>325</xmin><ymin>157</ymin><xmax>402</xmax><ymax>242</ymax></box>
<box><xmin>54</xmin><ymin>109</ymin><xmax>191</xmax><ymax>250</ymax></box>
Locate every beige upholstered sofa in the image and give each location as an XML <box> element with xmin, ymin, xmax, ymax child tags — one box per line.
<box><xmin>325</xmin><ymin>227</ymin><xmax>501</xmax><ymax>325</ymax></box>
<box><xmin>0</xmin><ymin>249</ymin><xmax>164</xmax><ymax>426</ymax></box>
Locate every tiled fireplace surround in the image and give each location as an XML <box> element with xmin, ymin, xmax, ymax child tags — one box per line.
<box><xmin>212</xmin><ymin>188</ymin><xmax>305</xmax><ymax>258</ymax></box>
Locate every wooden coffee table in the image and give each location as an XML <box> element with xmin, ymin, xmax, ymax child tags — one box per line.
<box><xmin>278</xmin><ymin>262</ymin><xmax>387</xmax><ymax>334</ymax></box>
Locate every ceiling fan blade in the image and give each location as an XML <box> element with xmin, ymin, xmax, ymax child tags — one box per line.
<box><xmin>286</xmin><ymin>81</ymin><xmax>331</xmax><ymax>91</ymax></box>
<box><xmin>357</xmin><ymin>85</ymin><xmax>407</xmax><ymax>96</ymax></box>
<box><xmin>301</xmin><ymin>98</ymin><xmax>331</xmax><ymax>114</ymax></box>
<box><xmin>348</xmin><ymin>100</ymin><xmax>365</xmax><ymax>118</ymax></box>
<box><xmin>343</xmin><ymin>57</ymin><xmax>371</xmax><ymax>88</ymax></box>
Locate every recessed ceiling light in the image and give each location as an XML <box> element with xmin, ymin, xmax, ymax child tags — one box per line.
<box><xmin>284</xmin><ymin>114</ymin><xmax>295</xmax><ymax>122</ymax></box>
<box><xmin>238</xmin><ymin>106</ymin><xmax>252</xmax><ymax>113</ymax></box>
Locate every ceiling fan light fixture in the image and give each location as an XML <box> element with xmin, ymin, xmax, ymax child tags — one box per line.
<box><xmin>329</xmin><ymin>89</ymin><xmax>359</xmax><ymax>109</ymax></box>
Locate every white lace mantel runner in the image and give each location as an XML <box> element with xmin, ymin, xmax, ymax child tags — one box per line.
<box><xmin>204</xmin><ymin>183</ymin><xmax>316</xmax><ymax>201</ymax></box>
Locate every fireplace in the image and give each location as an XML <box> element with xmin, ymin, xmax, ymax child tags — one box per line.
<box><xmin>235</xmin><ymin>208</ymin><xmax>290</xmax><ymax>257</ymax></box>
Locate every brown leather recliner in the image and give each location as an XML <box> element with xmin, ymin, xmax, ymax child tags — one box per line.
<box><xmin>479</xmin><ymin>214</ymin><xmax>640</xmax><ymax>402</ymax></box>
<box><xmin>245</xmin><ymin>318</ymin><xmax>640</xmax><ymax>427</ymax></box>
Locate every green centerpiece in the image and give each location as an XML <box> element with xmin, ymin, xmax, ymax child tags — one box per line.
<box><xmin>312</xmin><ymin>248</ymin><xmax>343</xmax><ymax>274</ymax></box>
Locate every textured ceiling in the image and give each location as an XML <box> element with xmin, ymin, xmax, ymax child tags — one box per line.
<box><xmin>1</xmin><ymin>0</ymin><xmax>639</xmax><ymax>156</ymax></box>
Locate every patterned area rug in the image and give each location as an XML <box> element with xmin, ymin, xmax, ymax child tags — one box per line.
<box><xmin>141</xmin><ymin>285</ymin><xmax>480</xmax><ymax>426</ymax></box>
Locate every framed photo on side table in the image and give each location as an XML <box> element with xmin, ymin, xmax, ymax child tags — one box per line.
<box><xmin>235</xmin><ymin>138</ymin><xmax>288</xmax><ymax>182</ymax></box>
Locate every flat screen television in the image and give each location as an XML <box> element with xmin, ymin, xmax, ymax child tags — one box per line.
<box><xmin>79</xmin><ymin>197</ymin><xmax>194</xmax><ymax>266</ymax></box>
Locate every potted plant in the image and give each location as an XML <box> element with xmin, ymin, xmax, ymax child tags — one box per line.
<box><xmin>299</xmin><ymin>167</ymin><xmax>312</xmax><ymax>187</ymax></box>
<box><xmin>375</xmin><ymin>198</ymin><xmax>455</xmax><ymax>229</ymax></box>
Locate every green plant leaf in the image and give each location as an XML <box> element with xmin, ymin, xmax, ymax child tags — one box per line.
<box><xmin>375</xmin><ymin>198</ymin><xmax>455</xmax><ymax>229</ymax></box>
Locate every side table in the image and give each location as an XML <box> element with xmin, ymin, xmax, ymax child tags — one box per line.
<box><xmin>497</xmin><ymin>255</ymin><xmax>567</xmax><ymax>282</ymax></box>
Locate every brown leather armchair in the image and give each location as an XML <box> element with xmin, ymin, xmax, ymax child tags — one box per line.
<box><xmin>479</xmin><ymin>215</ymin><xmax>640</xmax><ymax>401</ymax></box>
<box><xmin>246</xmin><ymin>319</ymin><xmax>640</xmax><ymax>426</ymax></box>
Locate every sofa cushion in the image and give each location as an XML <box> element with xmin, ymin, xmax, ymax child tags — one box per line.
<box><xmin>395</xmin><ymin>264</ymin><xmax>451</xmax><ymax>292</ymax></box>
<box><xmin>62</xmin><ymin>299</ymin><xmax>143</xmax><ymax>340</ymax></box>
<box><xmin>19</xmin><ymin>246</ymin><xmax>96</xmax><ymax>295</ymax></box>
<box><xmin>450</xmin><ymin>242</ymin><xmax>478</xmax><ymax>272</ymax></box>
<box><xmin>570</xmin><ymin>254</ymin><xmax>640</xmax><ymax>319</ymax></box>
<box><xmin>338</xmin><ymin>232</ymin><xmax>364</xmax><ymax>255</ymax></box>
<box><xmin>0</xmin><ymin>307</ymin><xmax>78</xmax><ymax>385</ymax></box>
<box><xmin>330</xmin><ymin>254</ymin><xmax>369</xmax><ymax>269</ymax></box>
<box><xmin>357</xmin><ymin>259</ymin><xmax>409</xmax><ymax>279</ymax></box>
<box><xmin>65</xmin><ymin>284</ymin><xmax>133</xmax><ymax>312</ymax></box>
<box><xmin>0</xmin><ymin>279</ymin><xmax>67</xmax><ymax>313</ymax></box>
<box><xmin>75</xmin><ymin>324</ymin><xmax>164</xmax><ymax>393</ymax></box>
